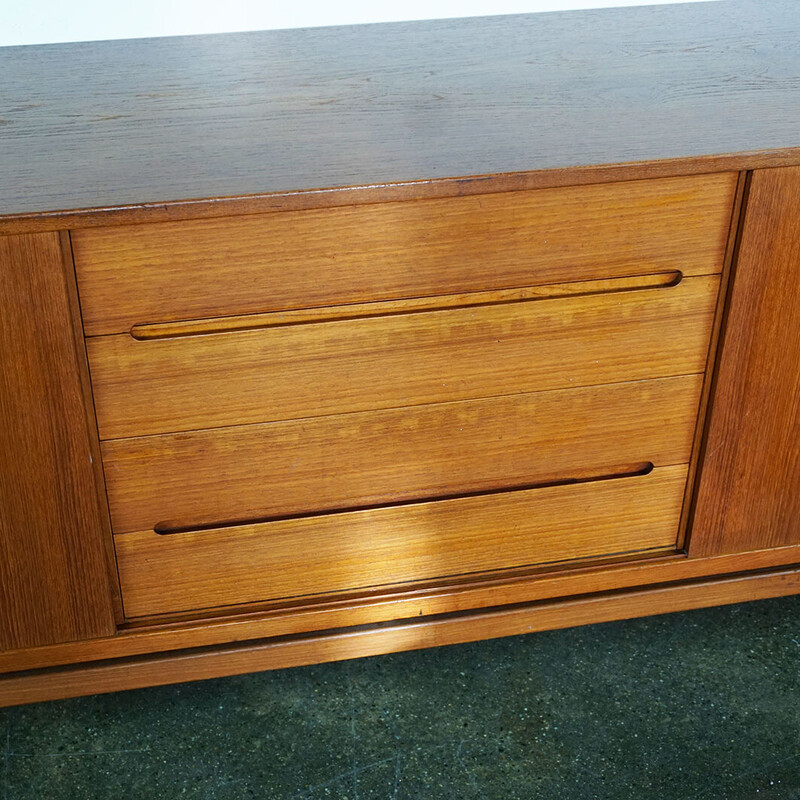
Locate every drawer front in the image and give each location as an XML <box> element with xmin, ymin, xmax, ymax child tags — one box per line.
<box><xmin>80</xmin><ymin>176</ymin><xmax>731</xmax><ymax>621</ymax></box>
<box><xmin>115</xmin><ymin>464</ymin><xmax>688</xmax><ymax>618</ymax></box>
<box><xmin>102</xmin><ymin>374</ymin><xmax>702</xmax><ymax>535</ymax></box>
<box><xmin>88</xmin><ymin>275</ymin><xmax>718</xmax><ymax>439</ymax></box>
<box><xmin>72</xmin><ymin>173</ymin><xmax>736</xmax><ymax>336</ymax></box>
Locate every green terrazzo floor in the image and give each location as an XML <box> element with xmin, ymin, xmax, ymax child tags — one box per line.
<box><xmin>2</xmin><ymin>595</ymin><xmax>799</xmax><ymax>799</ymax></box>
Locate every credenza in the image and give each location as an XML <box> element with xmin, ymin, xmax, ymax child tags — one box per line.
<box><xmin>1</xmin><ymin>0</ymin><xmax>799</xmax><ymax>706</ymax></box>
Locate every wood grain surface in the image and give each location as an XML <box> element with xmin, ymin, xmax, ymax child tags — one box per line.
<box><xmin>88</xmin><ymin>275</ymin><xmax>719</xmax><ymax>439</ymax></box>
<box><xmin>3</xmin><ymin>568</ymin><xmax>798</xmax><ymax>707</ymax></box>
<box><xmin>102</xmin><ymin>374</ymin><xmax>703</xmax><ymax>534</ymax></box>
<box><xmin>691</xmin><ymin>166</ymin><xmax>800</xmax><ymax>556</ymax></box>
<box><xmin>0</xmin><ymin>233</ymin><xmax>116</xmax><ymax>650</ymax></box>
<box><xmin>4</xmin><ymin>544</ymin><xmax>800</xmax><ymax>675</ymax></box>
<box><xmin>128</xmin><ymin>272</ymin><xmax>683</xmax><ymax>339</ymax></box>
<box><xmin>674</xmin><ymin>172</ymin><xmax>748</xmax><ymax>549</ymax></box>
<box><xmin>1</xmin><ymin>0</ymin><xmax>799</xmax><ymax>701</ymax></box>
<box><xmin>115</xmin><ymin>465</ymin><xmax>686</xmax><ymax>618</ymax></box>
<box><xmin>72</xmin><ymin>174</ymin><xmax>734</xmax><ymax>335</ymax></box>
<box><xmin>1</xmin><ymin>2</ymin><xmax>798</xmax><ymax>222</ymax></box>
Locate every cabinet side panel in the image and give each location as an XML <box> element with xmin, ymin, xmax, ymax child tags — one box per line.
<box><xmin>690</xmin><ymin>166</ymin><xmax>800</xmax><ymax>556</ymax></box>
<box><xmin>0</xmin><ymin>232</ymin><xmax>117</xmax><ymax>650</ymax></box>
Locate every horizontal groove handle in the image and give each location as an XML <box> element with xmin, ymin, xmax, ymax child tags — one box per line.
<box><xmin>153</xmin><ymin>461</ymin><xmax>656</xmax><ymax>536</ymax></box>
<box><xmin>129</xmin><ymin>272</ymin><xmax>683</xmax><ymax>341</ymax></box>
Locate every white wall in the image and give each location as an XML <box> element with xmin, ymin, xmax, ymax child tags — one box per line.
<box><xmin>2</xmin><ymin>1</ymin><xmax>716</xmax><ymax>47</ymax></box>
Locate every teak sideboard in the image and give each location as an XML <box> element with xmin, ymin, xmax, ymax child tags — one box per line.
<box><xmin>1</xmin><ymin>1</ymin><xmax>799</xmax><ymax>706</ymax></box>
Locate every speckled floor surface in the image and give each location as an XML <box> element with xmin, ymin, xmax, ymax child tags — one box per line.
<box><xmin>2</xmin><ymin>595</ymin><xmax>799</xmax><ymax>799</ymax></box>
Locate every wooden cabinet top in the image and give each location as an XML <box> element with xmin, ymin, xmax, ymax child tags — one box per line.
<box><xmin>1</xmin><ymin>0</ymin><xmax>799</xmax><ymax>229</ymax></box>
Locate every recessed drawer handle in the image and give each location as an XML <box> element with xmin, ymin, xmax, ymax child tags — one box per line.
<box><xmin>129</xmin><ymin>272</ymin><xmax>682</xmax><ymax>341</ymax></box>
<box><xmin>151</xmin><ymin>461</ymin><xmax>655</xmax><ymax>536</ymax></box>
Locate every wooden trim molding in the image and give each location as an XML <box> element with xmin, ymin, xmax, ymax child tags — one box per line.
<box><xmin>676</xmin><ymin>171</ymin><xmax>748</xmax><ymax>549</ymax></box>
<box><xmin>2</xmin><ymin>154</ymin><xmax>800</xmax><ymax>236</ymax></box>
<box><xmin>1</xmin><ymin>566</ymin><xmax>797</xmax><ymax>707</ymax></box>
<box><xmin>3</xmin><ymin>544</ymin><xmax>800</xmax><ymax>677</ymax></box>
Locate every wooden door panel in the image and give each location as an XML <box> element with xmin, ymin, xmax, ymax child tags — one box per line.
<box><xmin>691</xmin><ymin>166</ymin><xmax>800</xmax><ymax>555</ymax></box>
<box><xmin>0</xmin><ymin>233</ymin><xmax>117</xmax><ymax>651</ymax></box>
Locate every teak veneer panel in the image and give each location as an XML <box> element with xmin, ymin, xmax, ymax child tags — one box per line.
<box><xmin>691</xmin><ymin>166</ymin><xmax>800</xmax><ymax>556</ymax></box>
<box><xmin>2</xmin><ymin>2</ymin><xmax>799</xmax><ymax>224</ymax></box>
<box><xmin>102</xmin><ymin>374</ymin><xmax>703</xmax><ymax>535</ymax></box>
<box><xmin>72</xmin><ymin>174</ymin><xmax>734</xmax><ymax>337</ymax></box>
<box><xmin>89</xmin><ymin>275</ymin><xmax>719</xmax><ymax>440</ymax></box>
<box><xmin>0</xmin><ymin>233</ymin><xmax>116</xmax><ymax>651</ymax></box>
<box><xmin>115</xmin><ymin>465</ymin><xmax>686</xmax><ymax>619</ymax></box>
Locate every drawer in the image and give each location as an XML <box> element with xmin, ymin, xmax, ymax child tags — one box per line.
<box><xmin>102</xmin><ymin>374</ymin><xmax>702</xmax><ymax>535</ymax></box>
<box><xmin>114</xmin><ymin>464</ymin><xmax>688</xmax><ymax>618</ymax></box>
<box><xmin>71</xmin><ymin>173</ymin><xmax>737</xmax><ymax>336</ymax></box>
<box><xmin>82</xmin><ymin>176</ymin><xmax>730</xmax><ymax>623</ymax></box>
<box><xmin>88</xmin><ymin>274</ymin><xmax>718</xmax><ymax>439</ymax></box>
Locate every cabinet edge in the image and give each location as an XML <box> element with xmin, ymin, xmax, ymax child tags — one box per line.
<box><xmin>2</xmin><ymin>565</ymin><xmax>798</xmax><ymax>707</ymax></box>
